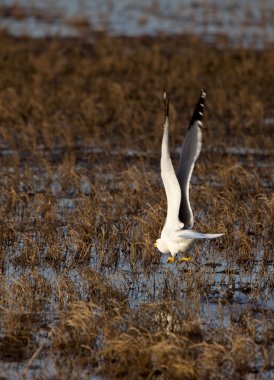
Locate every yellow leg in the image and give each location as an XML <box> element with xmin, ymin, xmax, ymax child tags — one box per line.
<box><xmin>166</xmin><ymin>256</ymin><xmax>175</xmax><ymax>264</ymax></box>
<box><xmin>178</xmin><ymin>257</ymin><xmax>191</xmax><ymax>264</ymax></box>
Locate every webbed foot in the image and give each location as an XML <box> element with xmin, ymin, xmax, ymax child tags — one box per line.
<box><xmin>166</xmin><ymin>256</ymin><xmax>175</xmax><ymax>264</ymax></box>
<box><xmin>178</xmin><ymin>257</ymin><xmax>191</xmax><ymax>264</ymax></box>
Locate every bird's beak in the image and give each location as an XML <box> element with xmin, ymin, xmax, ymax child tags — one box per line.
<box><xmin>154</xmin><ymin>243</ymin><xmax>157</xmax><ymax>247</ymax></box>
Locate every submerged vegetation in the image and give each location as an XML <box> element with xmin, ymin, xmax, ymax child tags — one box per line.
<box><xmin>0</xmin><ymin>30</ymin><xmax>273</xmax><ymax>379</ymax></box>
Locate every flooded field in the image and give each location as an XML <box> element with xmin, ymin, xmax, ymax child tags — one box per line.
<box><xmin>1</xmin><ymin>0</ymin><xmax>274</xmax><ymax>48</ymax></box>
<box><xmin>0</xmin><ymin>30</ymin><xmax>273</xmax><ymax>379</ymax></box>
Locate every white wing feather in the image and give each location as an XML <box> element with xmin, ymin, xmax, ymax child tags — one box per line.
<box><xmin>161</xmin><ymin>117</ymin><xmax>182</xmax><ymax>229</ymax></box>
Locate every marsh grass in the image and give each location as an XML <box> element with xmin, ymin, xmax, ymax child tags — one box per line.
<box><xmin>0</xmin><ymin>30</ymin><xmax>273</xmax><ymax>379</ymax></box>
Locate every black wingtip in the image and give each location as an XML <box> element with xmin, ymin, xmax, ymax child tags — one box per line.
<box><xmin>163</xmin><ymin>90</ymin><xmax>169</xmax><ymax>120</ymax></box>
<box><xmin>188</xmin><ymin>89</ymin><xmax>206</xmax><ymax>129</ymax></box>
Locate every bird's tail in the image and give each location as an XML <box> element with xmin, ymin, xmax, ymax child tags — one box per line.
<box><xmin>178</xmin><ymin>230</ymin><xmax>224</xmax><ymax>240</ymax></box>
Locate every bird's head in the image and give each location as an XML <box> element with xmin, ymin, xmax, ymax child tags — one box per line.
<box><xmin>154</xmin><ymin>239</ymin><xmax>169</xmax><ymax>254</ymax></box>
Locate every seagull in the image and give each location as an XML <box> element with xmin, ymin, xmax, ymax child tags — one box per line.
<box><xmin>154</xmin><ymin>90</ymin><xmax>224</xmax><ymax>263</ymax></box>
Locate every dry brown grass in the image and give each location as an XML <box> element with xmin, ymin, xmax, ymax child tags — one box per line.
<box><xmin>0</xmin><ymin>30</ymin><xmax>273</xmax><ymax>379</ymax></box>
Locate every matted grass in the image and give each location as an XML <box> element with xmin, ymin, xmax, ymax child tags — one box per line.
<box><xmin>0</xmin><ymin>30</ymin><xmax>273</xmax><ymax>379</ymax></box>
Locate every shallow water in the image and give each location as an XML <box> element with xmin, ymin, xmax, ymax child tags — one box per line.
<box><xmin>1</xmin><ymin>0</ymin><xmax>274</xmax><ymax>47</ymax></box>
<box><xmin>3</xmin><ymin>144</ymin><xmax>273</xmax><ymax>315</ymax></box>
<box><xmin>0</xmin><ymin>143</ymin><xmax>273</xmax><ymax>378</ymax></box>
<box><xmin>0</xmin><ymin>27</ymin><xmax>274</xmax><ymax>378</ymax></box>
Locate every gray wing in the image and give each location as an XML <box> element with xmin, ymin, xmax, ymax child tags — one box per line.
<box><xmin>176</xmin><ymin>90</ymin><xmax>206</xmax><ymax>229</ymax></box>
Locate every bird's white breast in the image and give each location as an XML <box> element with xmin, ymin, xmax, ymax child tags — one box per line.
<box><xmin>161</xmin><ymin>227</ymin><xmax>197</xmax><ymax>256</ymax></box>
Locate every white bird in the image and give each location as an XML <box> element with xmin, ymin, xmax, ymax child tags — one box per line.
<box><xmin>154</xmin><ymin>90</ymin><xmax>224</xmax><ymax>263</ymax></box>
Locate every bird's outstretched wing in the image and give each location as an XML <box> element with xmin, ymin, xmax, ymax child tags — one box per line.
<box><xmin>161</xmin><ymin>92</ymin><xmax>182</xmax><ymax>229</ymax></box>
<box><xmin>176</xmin><ymin>90</ymin><xmax>206</xmax><ymax>229</ymax></box>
